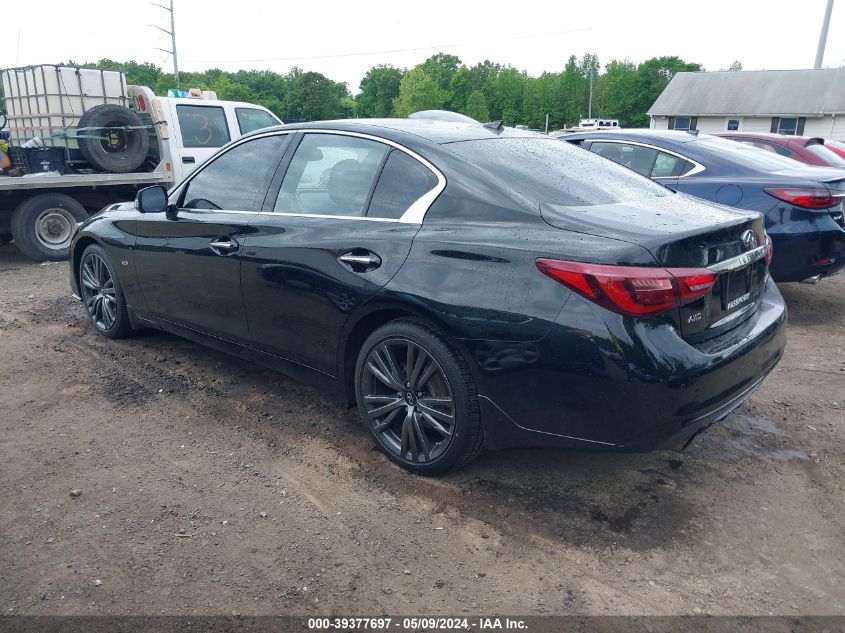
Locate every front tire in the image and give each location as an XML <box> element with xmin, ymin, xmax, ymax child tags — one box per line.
<box><xmin>78</xmin><ymin>244</ymin><xmax>132</xmax><ymax>338</ymax></box>
<box><xmin>355</xmin><ymin>320</ymin><xmax>483</xmax><ymax>475</ymax></box>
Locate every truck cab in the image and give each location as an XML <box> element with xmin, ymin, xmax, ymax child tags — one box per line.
<box><xmin>0</xmin><ymin>66</ymin><xmax>282</xmax><ymax>261</ymax></box>
<box><xmin>129</xmin><ymin>85</ymin><xmax>281</xmax><ymax>183</ymax></box>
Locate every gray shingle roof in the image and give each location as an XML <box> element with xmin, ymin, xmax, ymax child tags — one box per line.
<box><xmin>648</xmin><ymin>68</ymin><xmax>845</xmax><ymax>116</ymax></box>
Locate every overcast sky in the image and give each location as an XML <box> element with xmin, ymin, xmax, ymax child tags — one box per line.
<box><xmin>4</xmin><ymin>0</ymin><xmax>844</xmax><ymax>93</ymax></box>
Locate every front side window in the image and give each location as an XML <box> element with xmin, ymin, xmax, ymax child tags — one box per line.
<box><xmin>236</xmin><ymin>108</ymin><xmax>280</xmax><ymax>135</ymax></box>
<box><xmin>275</xmin><ymin>134</ymin><xmax>389</xmax><ymax>216</ymax></box>
<box><xmin>176</xmin><ymin>105</ymin><xmax>231</xmax><ymax>148</ymax></box>
<box><xmin>367</xmin><ymin>150</ymin><xmax>439</xmax><ymax>219</ymax></box>
<box><xmin>180</xmin><ymin>135</ymin><xmax>288</xmax><ymax>211</ymax></box>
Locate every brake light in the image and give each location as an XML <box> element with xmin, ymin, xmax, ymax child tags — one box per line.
<box><xmin>765</xmin><ymin>234</ymin><xmax>773</xmax><ymax>265</ymax></box>
<box><xmin>137</xmin><ymin>95</ymin><xmax>146</xmax><ymax>112</ymax></box>
<box><xmin>536</xmin><ymin>259</ymin><xmax>717</xmax><ymax>317</ymax></box>
<box><xmin>764</xmin><ymin>187</ymin><xmax>840</xmax><ymax>209</ymax></box>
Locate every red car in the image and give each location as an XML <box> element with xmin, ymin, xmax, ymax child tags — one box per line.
<box><xmin>823</xmin><ymin>139</ymin><xmax>845</xmax><ymax>161</ymax></box>
<box><xmin>717</xmin><ymin>132</ymin><xmax>845</xmax><ymax>168</ymax></box>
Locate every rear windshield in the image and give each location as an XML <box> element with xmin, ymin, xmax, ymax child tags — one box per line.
<box><xmin>804</xmin><ymin>142</ymin><xmax>845</xmax><ymax>166</ymax></box>
<box><xmin>693</xmin><ymin>136</ymin><xmax>806</xmax><ymax>171</ymax></box>
<box><xmin>446</xmin><ymin>137</ymin><xmax>671</xmax><ymax>206</ymax></box>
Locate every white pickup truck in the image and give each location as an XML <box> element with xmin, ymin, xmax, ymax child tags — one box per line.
<box><xmin>0</xmin><ymin>66</ymin><xmax>281</xmax><ymax>260</ymax></box>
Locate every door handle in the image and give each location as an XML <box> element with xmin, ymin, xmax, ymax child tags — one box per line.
<box><xmin>182</xmin><ymin>156</ymin><xmax>196</xmax><ymax>164</ymax></box>
<box><xmin>338</xmin><ymin>250</ymin><xmax>382</xmax><ymax>272</ymax></box>
<box><xmin>209</xmin><ymin>238</ymin><xmax>239</xmax><ymax>255</ymax></box>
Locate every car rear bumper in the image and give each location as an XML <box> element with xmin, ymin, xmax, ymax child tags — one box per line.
<box><xmin>470</xmin><ymin>277</ymin><xmax>787</xmax><ymax>452</ymax></box>
<box><xmin>767</xmin><ymin>211</ymin><xmax>845</xmax><ymax>283</ymax></box>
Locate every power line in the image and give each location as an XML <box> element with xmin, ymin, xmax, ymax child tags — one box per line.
<box><xmin>182</xmin><ymin>27</ymin><xmax>591</xmax><ymax>64</ymax></box>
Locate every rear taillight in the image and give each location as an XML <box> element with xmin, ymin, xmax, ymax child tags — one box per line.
<box><xmin>765</xmin><ymin>234</ymin><xmax>773</xmax><ymax>265</ymax></box>
<box><xmin>764</xmin><ymin>187</ymin><xmax>841</xmax><ymax>209</ymax></box>
<box><xmin>536</xmin><ymin>259</ymin><xmax>717</xmax><ymax>317</ymax></box>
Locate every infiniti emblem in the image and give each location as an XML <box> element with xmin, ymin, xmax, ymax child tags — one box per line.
<box><xmin>741</xmin><ymin>229</ymin><xmax>758</xmax><ymax>251</ymax></box>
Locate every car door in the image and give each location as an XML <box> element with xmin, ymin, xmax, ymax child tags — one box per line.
<box><xmin>133</xmin><ymin>133</ymin><xmax>291</xmax><ymax>341</ymax></box>
<box><xmin>241</xmin><ymin>131</ymin><xmax>443</xmax><ymax>374</ymax></box>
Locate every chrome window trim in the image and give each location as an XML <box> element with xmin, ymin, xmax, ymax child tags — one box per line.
<box><xmin>587</xmin><ymin>138</ymin><xmax>706</xmax><ymax>178</ymax></box>
<box><xmin>171</xmin><ymin>128</ymin><xmax>446</xmax><ymax>225</ymax></box>
<box><xmin>707</xmin><ymin>244</ymin><xmax>767</xmax><ymax>273</ymax></box>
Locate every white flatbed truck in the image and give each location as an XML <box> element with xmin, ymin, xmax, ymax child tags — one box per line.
<box><xmin>0</xmin><ymin>65</ymin><xmax>281</xmax><ymax>260</ymax></box>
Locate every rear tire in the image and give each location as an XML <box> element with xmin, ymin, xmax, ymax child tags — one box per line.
<box><xmin>11</xmin><ymin>193</ymin><xmax>88</xmax><ymax>261</ymax></box>
<box><xmin>78</xmin><ymin>243</ymin><xmax>132</xmax><ymax>339</ymax></box>
<box><xmin>355</xmin><ymin>320</ymin><xmax>483</xmax><ymax>475</ymax></box>
<box><xmin>77</xmin><ymin>104</ymin><xmax>149</xmax><ymax>173</ymax></box>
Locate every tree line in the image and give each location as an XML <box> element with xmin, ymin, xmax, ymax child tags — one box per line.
<box><xmin>2</xmin><ymin>53</ymin><xmax>712</xmax><ymax>130</ymax></box>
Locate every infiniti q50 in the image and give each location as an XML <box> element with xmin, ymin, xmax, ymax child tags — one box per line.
<box><xmin>69</xmin><ymin>119</ymin><xmax>786</xmax><ymax>474</ymax></box>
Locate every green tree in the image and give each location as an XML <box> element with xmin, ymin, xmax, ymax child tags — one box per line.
<box><xmin>356</xmin><ymin>65</ymin><xmax>403</xmax><ymax>117</ymax></box>
<box><xmin>728</xmin><ymin>60</ymin><xmax>743</xmax><ymax>71</ymax></box>
<box><xmin>631</xmin><ymin>56</ymin><xmax>702</xmax><ymax>127</ymax></box>
<box><xmin>283</xmin><ymin>70</ymin><xmax>348</xmax><ymax>122</ymax></box>
<box><xmin>419</xmin><ymin>53</ymin><xmax>462</xmax><ymax>103</ymax></box>
<box><xmin>392</xmin><ymin>68</ymin><xmax>449</xmax><ymax>117</ymax></box>
<box><xmin>494</xmin><ymin>67</ymin><xmax>526</xmax><ymax>125</ymax></box>
<box><xmin>464</xmin><ymin>90</ymin><xmax>490</xmax><ymax>122</ymax></box>
<box><xmin>596</xmin><ymin>59</ymin><xmax>639</xmax><ymax>125</ymax></box>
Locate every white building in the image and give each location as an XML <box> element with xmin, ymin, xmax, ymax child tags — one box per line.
<box><xmin>648</xmin><ymin>68</ymin><xmax>845</xmax><ymax>140</ymax></box>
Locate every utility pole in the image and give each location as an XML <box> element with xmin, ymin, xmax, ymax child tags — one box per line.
<box><xmin>151</xmin><ymin>0</ymin><xmax>179</xmax><ymax>89</ymax></box>
<box><xmin>815</xmin><ymin>0</ymin><xmax>835</xmax><ymax>69</ymax></box>
<box><xmin>588</xmin><ymin>73</ymin><xmax>593</xmax><ymax>119</ymax></box>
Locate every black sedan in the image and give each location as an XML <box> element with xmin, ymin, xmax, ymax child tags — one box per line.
<box><xmin>557</xmin><ymin>130</ymin><xmax>845</xmax><ymax>284</ymax></box>
<box><xmin>69</xmin><ymin>120</ymin><xmax>786</xmax><ymax>474</ymax></box>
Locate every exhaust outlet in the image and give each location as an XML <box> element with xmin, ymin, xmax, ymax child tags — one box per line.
<box><xmin>800</xmin><ymin>274</ymin><xmax>824</xmax><ymax>284</ymax></box>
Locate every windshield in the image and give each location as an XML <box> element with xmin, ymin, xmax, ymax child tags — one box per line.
<box><xmin>447</xmin><ymin>137</ymin><xmax>671</xmax><ymax>206</ymax></box>
<box><xmin>693</xmin><ymin>136</ymin><xmax>807</xmax><ymax>171</ymax></box>
<box><xmin>804</xmin><ymin>142</ymin><xmax>845</xmax><ymax>166</ymax></box>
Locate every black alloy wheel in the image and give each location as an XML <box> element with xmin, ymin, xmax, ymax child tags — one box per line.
<box><xmin>355</xmin><ymin>321</ymin><xmax>483</xmax><ymax>474</ymax></box>
<box><xmin>78</xmin><ymin>244</ymin><xmax>132</xmax><ymax>338</ymax></box>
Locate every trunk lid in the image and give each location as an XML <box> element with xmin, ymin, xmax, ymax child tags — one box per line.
<box><xmin>540</xmin><ymin>193</ymin><xmax>768</xmax><ymax>341</ymax></box>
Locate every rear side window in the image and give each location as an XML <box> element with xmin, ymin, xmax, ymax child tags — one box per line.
<box><xmin>177</xmin><ymin>105</ymin><xmax>231</xmax><ymax>148</ymax></box>
<box><xmin>275</xmin><ymin>133</ymin><xmax>389</xmax><ymax>216</ymax></box>
<box><xmin>449</xmin><ymin>138</ymin><xmax>669</xmax><ymax>206</ymax></box>
<box><xmin>181</xmin><ymin>135</ymin><xmax>288</xmax><ymax>210</ymax></box>
<box><xmin>590</xmin><ymin>141</ymin><xmax>662</xmax><ymax>177</ymax></box>
<box><xmin>367</xmin><ymin>150</ymin><xmax>439</xmax><ymax>219</ymax></box>
<box><xmin>236</xmin><ymin>108</ymin><xmax>279</xmax><ymax>135</ymax></box>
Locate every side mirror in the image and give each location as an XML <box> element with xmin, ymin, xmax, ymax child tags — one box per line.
<box><xmin>135</xmin><ymin>185</ymin><xmax>169</xmax><ymax>214</ymax></box>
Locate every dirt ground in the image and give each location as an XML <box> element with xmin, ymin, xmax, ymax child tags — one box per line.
<box><xmin>0</xmin><ymin>242</ymin><xmax>843</xmax><ymax>617</ymax></box>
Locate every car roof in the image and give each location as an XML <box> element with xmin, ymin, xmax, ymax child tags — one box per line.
<box><xmin>559</xmin><ymin>129</ymin><xmax>705</xmax><ymax>144</ymax></box>
<box><xmin>715</xmin><ymin>132</ymin><xmax>824</xmax><ymax>145</ymax></box>
<box><xmin>243</xmin><ymin>118</ymin><xmax>543</xmax><ymax>145</ymax></box>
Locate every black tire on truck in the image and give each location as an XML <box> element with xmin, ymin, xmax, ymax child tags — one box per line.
<box><xmin>77</xmin><ymin>104</ymin><xmax>149</xmax><ymax>173</ymax></box>
<box><xmin>11</xmin><ymin>193</ymin><xmax>88</xmax><ymax>261</ymax></box>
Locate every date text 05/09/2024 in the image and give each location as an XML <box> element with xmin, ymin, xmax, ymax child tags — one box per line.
<box><xmin>307</xmin><ymin>617</ymin><xmax>528</xmax><ymax>630</ymax></box>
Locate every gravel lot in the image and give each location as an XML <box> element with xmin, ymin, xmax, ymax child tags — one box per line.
<box><xmin>0</xmin><ymin>242</ymin><xmax>843</xmax><ymax>616</ymax></box>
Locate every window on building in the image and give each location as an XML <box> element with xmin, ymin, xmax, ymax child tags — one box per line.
<box><xmin>771</xmin><ymin>117</ymin><xmax>806</xmax><ymax>136</ymax></box>
<box><xmin>668</xmin><ymin>116</ymin><xmax>698</xmax><ymax>131</ymax></box>
<box><xmin>727</xmin><ymin>119</ymin><xmax>740</xmax><ymax>131</ymax></box>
